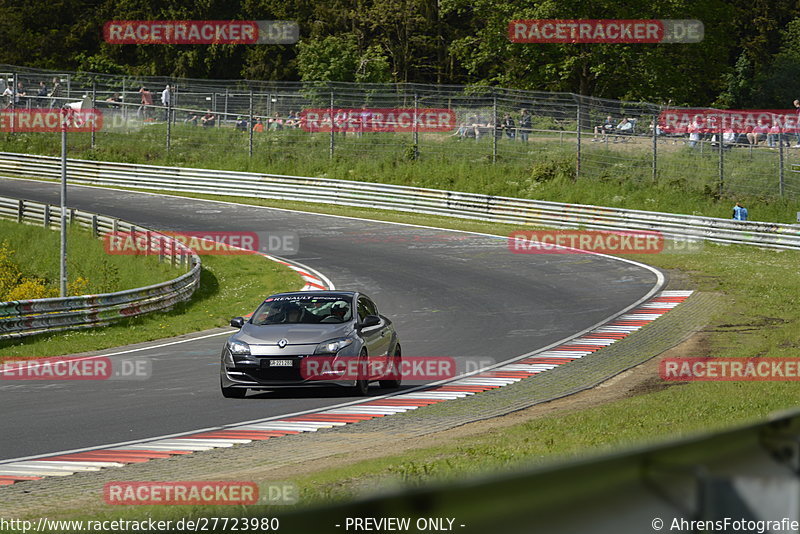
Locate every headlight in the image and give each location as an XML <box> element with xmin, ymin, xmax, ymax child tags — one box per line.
<box><xmin>227</xmin><ymin>340</ymin><xmax>251</xmax><ymax>356</ymax></box>
<box><xmin>314</xmin><ymin>337</ymin><xmax>354</xmax><ymax>355</ymax></box>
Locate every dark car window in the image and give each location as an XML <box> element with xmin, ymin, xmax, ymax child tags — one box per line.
<box><xmin>252</xmin><ymin>295</ymin><xmax>353</xmax><ymax>325</ymax></box>
<box><xmin>357</xmin><ymin>296</ymin><xmax>378</xmax><ymax>322</ymax></box>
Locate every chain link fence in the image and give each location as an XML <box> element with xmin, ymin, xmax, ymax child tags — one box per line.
<box><xmin>2</xmin><ymin>64</ymin><xmax>799</xmax><ymax>200</ymax></box>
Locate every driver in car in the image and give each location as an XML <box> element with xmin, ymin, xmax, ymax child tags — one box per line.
<box><xmin>330</xmin><ymin>303</ymin><xmax>349</xmax><ymax>321</ymax></box>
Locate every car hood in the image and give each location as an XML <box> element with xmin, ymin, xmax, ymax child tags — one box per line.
<box><xmin>234</xmin><ymin>322</ymin><xmax>353</xmax><ymax>346</ymax></box>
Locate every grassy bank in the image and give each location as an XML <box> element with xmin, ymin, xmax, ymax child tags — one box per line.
<box><xmin>0</xmin><ymin>218</ymin><xmax>304</xmax><ymax>358</ymax></box>
<box><xmin>0</xmin><ymin>218</ymin><xmax>176</xmax><ymax>299</ymax></box>
<box><xmin>2</xmin><ymin>125</ymin><xmax>799</xmax><ymax>222</ymax></box>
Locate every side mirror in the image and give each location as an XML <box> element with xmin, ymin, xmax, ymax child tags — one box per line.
<box><xmin>230</xmin><ymin>317</ymin><xmax>245</xmax><ymax>328</ymax></box>
<box><xmin>358</xmin><ymin>315</ymin><xmax>381</xmax><ymax>329</ymax></box>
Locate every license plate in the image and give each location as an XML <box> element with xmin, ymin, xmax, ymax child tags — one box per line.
<box><xmin>269</xmin><ymin>359</ymin><xmax>293</xmax><ymax>367</ymax></box>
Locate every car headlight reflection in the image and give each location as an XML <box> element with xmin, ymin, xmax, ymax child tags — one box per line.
<box><xmin>227</xmin><ymin>340</ymin><xmax>251</xmax><ymax>356</ymax></box>
<box><xmin>314</xmin><ymin>337</ymin><xmax>354</xmax><ymax>355</ymax></box>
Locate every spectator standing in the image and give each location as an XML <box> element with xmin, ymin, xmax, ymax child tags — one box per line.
<box><xmin>138</xmin><ymin>87</ymin><xmax>153</xmax><ymax>120</ymax></box>
<box><xmin>502</xmin><ymin>113</ymin><xmax>515</xmax><ymax>140</ymax></box>
<box><xmin>160</xmin><ymin>84</ymin><xmax>171</xmax><ymax>121</ymax></box>
<box><xmin>732</xmin><ymin>202</ymin><xmax>748</xmax><ymax>221</ymax></box>
<box><xmin>794</xmin><ymin>99</ymin><xmax>800</xmax><ymax>148</ymax></box>
<box><xmin>49</xmin><ymin>77</ymin><xmax>62</xmax><ymax>108</ymax></box>
<box><xmin>253</xmin><ymin>118</ymin><xmax>264</xmax><ymax>132</ymax></box>
<box><xmin>518</xmin><ymin>108</ymin><xmax>531</xmax><ymax>143</ymax></box>
<box><xmin>15</xmin><ymin>82</ymin><xmax>27</xmax><ymax>107</ymax></box>
<box><xmin>36</xmin><ymin>81</ymin><xmax>48</xmax><ymax>106</ymax></box>
<box><xmin>2</xmin><ymin>85</ymin><xmax>13</xmax><ymax>108</ymax></box>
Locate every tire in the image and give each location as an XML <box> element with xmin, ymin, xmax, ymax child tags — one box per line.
<box><xmin>351</xmin><ymin>349</ymin><xmax>370</xmax><ymax>396</ymax></box>
<box><xmin>380</xmin><ymin>344</ymin><xmax>402</xmax><ymax>389</ymax></box>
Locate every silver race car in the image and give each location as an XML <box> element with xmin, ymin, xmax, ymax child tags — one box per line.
<box><xmin>221</xmin><ymin>291</ymin><xmax>401</xmax><ymax>398</ymax></box>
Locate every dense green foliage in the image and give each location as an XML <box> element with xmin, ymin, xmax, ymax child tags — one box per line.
<box><xmin>3</xmin><ymin>0</ymin><xmax>800</xmax><ymax>106</ymax></box>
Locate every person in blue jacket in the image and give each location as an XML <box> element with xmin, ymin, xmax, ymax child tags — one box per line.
<box><xmin>732</xmin><ymin>202</ymin><xmax>748</xmax><ymax>221</ymax></box>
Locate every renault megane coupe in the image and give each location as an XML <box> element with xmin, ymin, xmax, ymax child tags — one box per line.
<box><xmin>220</xmin><ymin>291</ymin><xmax>401</xmax><ymax>398</ymax></box>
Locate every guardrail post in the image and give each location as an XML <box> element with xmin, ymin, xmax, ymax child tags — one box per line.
<box><xmin>91</xmin><ymin>214</ymin><xmax>98</xmax><ymax>237</ymax></box>
<box><xmin>43</xmin><ymin>204</ymin><xmax>51</xmax><ymax>228</ymax></box>
<box><xmin>17</xmin><ymin>199</ymin><xmax>23</xmax><ymax>223</ymax></box>
<box><xmin>248</xmin><ymin>88</ymin><xmax>254</xmax><ymax>158</ymax></box>
<box><xmin>576</xmin><ymin>101</ymin><xmax>582</xmax><ymax>181</ymax></box>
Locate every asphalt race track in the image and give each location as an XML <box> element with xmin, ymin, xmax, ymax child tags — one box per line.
<box><xmin>0</xmin><ymin>177</ymin><xmax>663</xmax><ymax>461</ymax></box>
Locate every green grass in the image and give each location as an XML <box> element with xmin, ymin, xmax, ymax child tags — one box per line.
<box><xmin>0</xmin><ymin>219</ymin><xmax>304</xmax><ymax>358</ymax></box>
<box><xmin>2</xmin><ymin>125</ymin><xmax>800</xmax><ymax>222</ymax></box>
<box><xmin>0</xmin><ymin>217</ymin><xmax>177</xmax><ymax>295</ymax></box>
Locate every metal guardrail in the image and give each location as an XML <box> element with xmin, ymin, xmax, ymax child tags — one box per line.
<box><xmin>1</xmin><ymin>151</ymin><xmax>799</xmax><ymax>251</ymax></box>
<box><xmin>0</xmin><ymin>195</ymin><xmax>201</xmax><ymax>339</ymax></box>
<box><xmin>276</xmin><ymin>407</ymin><xmax>800</xmax><ymax>533</ymax></box>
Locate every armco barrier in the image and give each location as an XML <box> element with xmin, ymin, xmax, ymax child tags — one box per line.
<box><xmin>0</xmin><ymin>195</ymin><xmax>200</xmax><ymax>339</ymax></box>
<box><xmin>1</xmin><ymin>151</ymin><xmax>799</xmax><ymax>250</ymax></box>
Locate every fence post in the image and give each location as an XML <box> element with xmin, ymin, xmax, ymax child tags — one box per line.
<box><xmin>413</xmin><ymin>91</ymin><xmax>420</xmax><ymax>160</ymax></box>
<box><xmin>91</xmin><ymin>80</ymin><xmax>96</xmax><ymax>149</ymax></box>
<box><xmin>576</xmin><ymin>101</ymin><xmax>581</xmax><ymax>181</ymax></box>
<box><xmin>249</xmin><ymin>88</ymin><xmax>254</xmax><ymax>158</ymax></box>
<box><xmin>652</xmin><ymin>113</ymin><xmax>657</xmax><ymax>181</ymax></box>
<box><xmin>718</xmin><ymin>114</ymin><xmax>724</xmax><ymax>196</ymax></box>
<box><xmin>223</xmin><ymin>88</ymin><xmax>229</xmax><ymax>129</ymax></box>
<box><xmin>166</xmin><ymin>87</ymin><xmax>172</xmax><ymax>152</ymax></box>
<box><xmin>121</xmin><ymin>79</ymin><xmax>127</xmax><ymax>122</ymax></box>
<box><xmin>10</xmin><ymin>72</ymin><xmax>16</xmax><ymax>133</ymax></box>
<box><xmin>329</xmin><ymin>90</ymin><xmax>335</xmax><ymax>159</ymax></box>
<box><xmin>492</xmin><ymin>91</ymin><xmax>497</xmax><ymax>164</ymax></box>
<box><xmin>779</xmin><ymin>138</ymin><xmax>785</xmax><ymax>197</ymax></box>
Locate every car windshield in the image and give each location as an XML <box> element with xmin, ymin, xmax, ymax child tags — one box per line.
<box><xmin>251</xmin><ymin>295</ymin><xmax>353</xmax><ymax>325</ymax></box>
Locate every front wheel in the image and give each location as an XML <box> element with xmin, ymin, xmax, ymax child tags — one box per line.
<box><xmin>351</xmin><ymin>349</ymin><xmax>370</xmax><ymax>396</ymax></box>
<box><xmin>380</xmin><ymin>344</ymin><xmax>402</xmax><ymax>389</ymax></box>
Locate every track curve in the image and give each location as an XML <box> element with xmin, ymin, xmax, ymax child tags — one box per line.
<box><xmin>0</xmin><ymin>177</ymin><xmax>663</xmax><ymax>461</ymax></box>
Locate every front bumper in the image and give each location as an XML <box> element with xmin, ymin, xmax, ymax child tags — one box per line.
<box><xmin>220</xmin><ymin>353</ymin><xmax>356</xmax><ymax>389</ymax></box>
